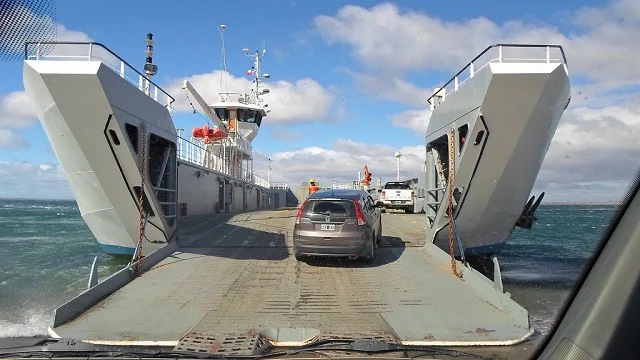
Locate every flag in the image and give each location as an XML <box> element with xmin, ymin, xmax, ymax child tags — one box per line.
<box><xmin>246</xmin><ymin>69</ymin><xmax>253</xmax><ymax>77</ymax></box>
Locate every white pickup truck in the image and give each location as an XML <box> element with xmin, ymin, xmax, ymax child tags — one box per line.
<box><xmin>380</xmin><ymin>181</ymin><xmax>414</xmax><ymax>213</ymax></box>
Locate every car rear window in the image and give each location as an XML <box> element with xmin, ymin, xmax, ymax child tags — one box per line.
<box><xmin>384</xmin><ymin>182</ymin><xmax>411</xmax><ymax>189</ymax></box>
<box><xmin>303</xmin><ymin>200</ymin><xmax>355</xmax><ymax>217</ymax></box>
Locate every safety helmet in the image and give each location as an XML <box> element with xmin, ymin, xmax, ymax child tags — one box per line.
<box><xmin>309</xmin><ymin>178</ymin><xmax>315</xmax><ymax>183</ymax></box>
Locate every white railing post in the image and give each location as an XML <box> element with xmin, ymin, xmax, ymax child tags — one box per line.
<box><xmin>546</xmin><ymin>46</ymin><xmax>550</xmax><ymax>63</ymax></box>
<box><xmin>154</xmin><ymin>87</ymin><xmax>158</xmax><ymax>101</ymax></box>
<box><xmin>498</xmin><ymin>45</ymin><xmax>503</xmax><ymax>63</ymax></box>
<box><xmin>470</xmin><ymin>62</ymin><xmax>474</xmax><ymax>78</ymax></box>
<box><xmin>120</xmin><ymin>61</ymin><xmax>125</xmax><ymax>78</ymax></box>
<box><xmin>36</xmin><ymin>43</ymin><xmax>41</xmax><ymax>60</ymax></box>
<box><xmin>88</xmin><ymin>43</ymin><xmax>93</xmax><ymax>60</ymax></box>
<box><xmin>138</xmin><ymin>75</ymin><xmax>143</xmax><ymax>90</ymax></box>
<box><xmin>454</xmin><ymin>76</ymin><xmax>459</xmax><ymax>91</ymax></box>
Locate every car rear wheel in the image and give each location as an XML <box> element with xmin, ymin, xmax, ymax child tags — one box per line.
<box><xmin>363</xmin><ymin>236</ymin><xmax>375</xmax><ymax>264</ymax></box>
<box><xmin>295</xmin><ymin>252</ymin><xmax>304</xmax><ymax>261</ymax></box>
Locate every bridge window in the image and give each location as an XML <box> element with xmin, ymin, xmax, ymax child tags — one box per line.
<box><xmin>236</xmin><ymin>109</ymin><xmax>263</xmax><ymax>126</ymax></box>
<box><xmin>214</xmin><ymin>108</ymin><xmax>229</xmax><ymax>121</ymax></box>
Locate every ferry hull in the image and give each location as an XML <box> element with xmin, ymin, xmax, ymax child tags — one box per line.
<box><xmin>426</xmin><ymin>61</ymin><xmax>570</xmax><ymax>252</ymax></box>
<box><xmin>23</xmin><ymin>60</ymin><xmax>176</xmax><ymax>256</ymax></box>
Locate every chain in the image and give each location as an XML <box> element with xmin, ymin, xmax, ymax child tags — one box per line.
<box><xmin>135</xmin><ymin>124</ymin><xmax>147</xmax><ymax>274</ymax></box>
<box><xmin>448</xmin><ymin>126</ymin><xmax>462</xmax><ymax>278</ymax></box>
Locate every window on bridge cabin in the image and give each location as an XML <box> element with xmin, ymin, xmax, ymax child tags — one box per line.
<box><xmin>214</xmin><ymin>108</ymin><xmax>229</xmax><ymax>122</ymax></box>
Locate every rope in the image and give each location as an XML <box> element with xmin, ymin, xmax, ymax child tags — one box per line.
<box><xmin>448</xmin><ymin>126</ymin><xmax>462</xmax><ymax>278</ymax></box>
<box><xmin>134</xmin><ymin>124</ymin><xmax>147</xmax><ymax>274</ymax></box>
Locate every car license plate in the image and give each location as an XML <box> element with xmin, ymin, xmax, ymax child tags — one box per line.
<box><xmin>321</xmin><ymin>224</ymin><xmax>335</xmax><ymax>231</ymax></box>
<box><xmin>392</xmin><ymin>201</ymin><xmax>402</xmax><ymax>204</ymax></box>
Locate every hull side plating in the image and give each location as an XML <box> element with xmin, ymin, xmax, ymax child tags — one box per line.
<box><xmin>427</xmin><ymin>62</ymin><xmax>570</xmax><ymax>251</ymax></box>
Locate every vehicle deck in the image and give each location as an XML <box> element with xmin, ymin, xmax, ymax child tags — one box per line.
<box><xmin>51</xmin><ymin>209</ymin><xmax>532</xmax><ymax>348</ymax></box>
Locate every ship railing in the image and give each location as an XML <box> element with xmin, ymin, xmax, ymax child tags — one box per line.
<box><xmin>24</xmin><ymin>41</ymin><xmax>175</xmax><ymax>110</ymax></box>
<box><xmin>332</xmin><ymin>181</ymin><xmax>362</xmax><ymax>190</ymax></box>
<box><xmin>270</xmin><ymin>183</ymin><xmax>289</xmax><ymax>190</ymax></box>
<box><xmin>175</xmin><ymin>130</ymin><xmax>270</xmax><ymax>188</ymax></box>
<box><xmin>217</xmin><ymin>92</ymin><xmax>254</xmax><ymax>104</ymax></box>
<box><xmin>225</xmin><ymin>134</ymin><xmax>251</xmax><ymax>157</ymax></box>
<box><xmin>427</xmin><ymin>44</ymin><xmax>568</xmax><ymax>110</ymax></box>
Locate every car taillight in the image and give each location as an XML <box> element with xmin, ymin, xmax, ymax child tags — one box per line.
<box><xmin>296</xmin><ymin>199</ymin><xmax>309</xmax><ymax>224</ymax></box>
<box><xmin>353</xmin><ymin>200</ymin><xmax>366</xmax><ymax>226</ymax></box>
<box><xmin>411</xmin><ymin>191</ymin><xmax>414</xmax><ymax>198</ymax></box>
<box><xmin>381</xmin><ymin>191</ymin><xmax>386</xmax><ymax>199</ymax></box>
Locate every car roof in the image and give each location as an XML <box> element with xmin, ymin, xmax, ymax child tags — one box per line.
<box><xmin>308</xmin><ymin>188</ymin><xmax>366</xmax><ymax>200</ymax></box>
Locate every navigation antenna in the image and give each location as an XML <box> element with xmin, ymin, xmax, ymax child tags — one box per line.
<box><xmin>143</xmin><ymin>33</ymin><xmax>158</xmax><ymax>96</ymax></box>
<box><xmin>218</xmin><ymin>24</ymin><xmax>228</xmax><ymax>101</ymax></box>
<box><xmin>243</xmin><ymin>43</ymin><xmax>271</xmax><ymax>110</ymax></box>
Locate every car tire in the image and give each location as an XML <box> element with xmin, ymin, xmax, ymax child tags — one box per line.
<box><xmin>406</xmin><ymin>207</ymin><xmax>414</xmax><ymax>214</ymax></box>
<box><xmin>376</xmin><ymin>220</ymin><xmax>383</xmax><ymax>245</ymax></box>
<box><xmin>294</xmin><ymin>252</ymin><xmax>304</xmax><ymax>261</ymax></box>
<box><xmin>363</xmin><ymin>237</ymin><xmax>375</xmax><ymax>264</ymax></box>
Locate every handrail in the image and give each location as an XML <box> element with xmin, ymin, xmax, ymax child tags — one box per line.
<box><xmin>175</xmin><ymin>130</ymin><xmax>271</xmax><ymax>188</ymax></box>
<box><xmin>426</xmin><ymin>44</ymin><xmax>568</xmax><ymax>106</ymax></box>
<box><xmin>24</xmin><ymin>41</ymin><xmax>175</xmax><ymax>105</ymax></box>
<box><xmin>270</xmin><ymin>182</ymin><xmax>289</xmax><ymax>189</ymax></box>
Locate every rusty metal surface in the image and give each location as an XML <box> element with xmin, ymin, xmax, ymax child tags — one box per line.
<box><xmin>174</xmin><ymin>332</ymin><xmax>268</xmax><ymax>355</ymax></box>
<box><xmin>52</xmin><ymin>210</ymin><xmax>530</xmax><ymax>345</ymax></box>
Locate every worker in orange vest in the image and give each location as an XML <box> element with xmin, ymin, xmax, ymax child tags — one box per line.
<box><xmin>308</xmin><ymin>178</ymin><xmax>320</xmax><ymax>196</ymax></box>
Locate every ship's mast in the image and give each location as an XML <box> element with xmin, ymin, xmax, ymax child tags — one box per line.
<box><xmin>143</xmin><ymin>33</ymin><xmax>158</xmax><ymax>97</ymax></box>
<box><xmin>243</xmin><ymin>46</ymin><xmax>270</xmax><ymax>108</ymax></box>
<box><xmin>218</xmin><ymin>24</ymin><xmax>228</xmax><ymax>101</ymax></box>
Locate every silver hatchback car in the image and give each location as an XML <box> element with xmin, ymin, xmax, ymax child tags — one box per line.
<box><xmin>293</xmin><ymin>189</ymin><xmax>384</xmax><ymax>263</ymax></box>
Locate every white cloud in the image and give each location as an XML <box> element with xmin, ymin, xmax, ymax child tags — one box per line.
<box><xmin>314</xmin><ymin>1</ymin><xmax>639</xmax><ymax>82</ymax></box>
<box><xmin>391</xmin><ymin>108</ymin><xmax>431</xmax><ymax>133</ymax></box>
<box><xmin>164</xmin><ymin>70</ymin><xmax>335</xmax><ymax>124</ymax></box>
<box><xmin>0</xmin><ymin>129</ymin><xmax>27</xmax><ymax>149</ymax></box>
<box><xmin>314</xmin><ymin>3</ymin><xmax>566</xmax><ymax>75</ymax></box>
<box><xmin>253</xmin><ymin>139</ymin><xmax>424</xmax><ymax>187</ymax></box>
<box><xmin>340</xmin><ymin>69</ymin><xmax>429</xmax><ymax>107</ymax></box>
<box><xmin>537</xmin><ymin>104</ymin><xmax>640</xmax><ymax>187</ymax></box>
<box><xmin>0</xmin><ymin>91</ymin><xmax>37</xmax><ymax>129</ymax></box>
<box><xmin>0</xmin><ymin>161</ymin><xmax>71</xmax><ymax>199</ymax></box>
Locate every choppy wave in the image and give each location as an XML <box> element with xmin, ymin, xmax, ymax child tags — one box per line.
<box><xmin>0</xmin><ymin>312</ymin><xmax>51</xmax><ymax>338</ymax></box>
<box><xmin>0</xmin><ymin>199</ymin><xmax>129</xmax><ymax>337</ymax></box>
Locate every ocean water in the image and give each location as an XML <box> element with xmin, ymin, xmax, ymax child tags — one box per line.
<box><xmin>0</xmin><ymin>199</ymin><xmax>616</xmax><ymax>338</ymax></box>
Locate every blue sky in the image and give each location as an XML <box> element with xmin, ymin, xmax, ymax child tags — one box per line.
<box><xmin>1</xmin><ymin>0</ymin><xmax>639</xmax><ymax>201</ymax></box>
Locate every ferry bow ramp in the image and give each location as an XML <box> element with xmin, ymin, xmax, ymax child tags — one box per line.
<box><xmin>50</xmin><ymin>210</ymin><xmax>532</xmax><ymax>347</ymax></box>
